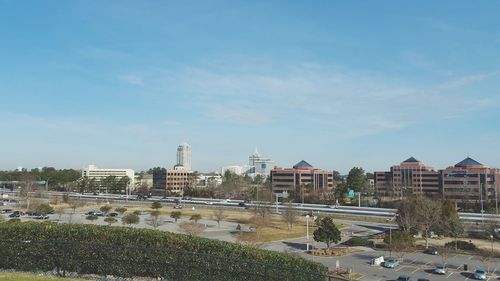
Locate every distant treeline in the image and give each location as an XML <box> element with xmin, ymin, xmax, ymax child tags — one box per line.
<box><xmin>0</xmin><ymin>167</ymin><xmax>81</xmax><ymax>190</ymax></box>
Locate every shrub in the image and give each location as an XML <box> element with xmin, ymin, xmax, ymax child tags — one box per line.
<box><xmin>100</xmin><ymin>205</ymin><xmax>112</xmax><ymax>213</ymax></box>
<box><xmin>0</xmin><ymin>222</ymin><xmax>327</xmax><ymax>280</ymax></box>
<box><xmin>36</xmin><ymin>203</ymin><xmax>54</xmax><ymax>215</ymax></box>
<box><xmin>85</xmin><ymin>215</ymin><xmax>98</xmax><ymax>221</ymax></box>
<box><xmin>344</xmin><ymin>237</ymin><xmax>374</xmax><ymax>247</ymax></box>
<box><xmin>445</xmin><ymin>240</ymin><xmax>477</xmax><ymax>251</ymax></box>
<box><xmin>115</xmin><ymin>207</ymin><xmax>127</xmax><ymax>215</ymax></box>
<box><xmin>122</xmin><ymin>213</ymin><xmax>140</xmax><ymax>225</ymax></box>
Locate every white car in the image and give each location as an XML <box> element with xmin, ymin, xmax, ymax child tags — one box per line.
<box><xmin>434</xmin><ymin>264</ymin><xmax>446</xmax><ymax>275</ymax></box>
<box><xmin>473</xmin><ymin>268</ymin><xmax>487</xmax><ymax>280</ymax></box>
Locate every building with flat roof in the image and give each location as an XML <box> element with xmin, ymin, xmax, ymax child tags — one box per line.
<box><xmin>82</xmin><ymin>165</ymin><xmax>135</xmax><ymax>194</ymax></box>
<box><xmin>152</xmin><ymin>165</ymin><xmax>194</xmax><ymax>195</ymax></box>
<box><xmin>271</xmin><ymin>160</ymin><xmax>335</xmax><ymax>195</ymax></box>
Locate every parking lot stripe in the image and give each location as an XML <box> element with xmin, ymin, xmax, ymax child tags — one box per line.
<box><xmin>411</xmin><ymin>268</ymin><xmax>420</xmax><ymax>274</ymax></box>
<box><xmin>446</xmin><ymin>272</ymin><xmax>454</xmax><ymax>278</ymax></box>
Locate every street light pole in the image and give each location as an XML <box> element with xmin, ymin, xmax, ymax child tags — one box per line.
<box><xmin>490</xmin><ymin>235</ymin><xmax>494</xmax><ymax>257</ymax></box>
<box><xmin>387</xmin><ymin>219</ymin><xmax>392</xmax><ymax>258</ymax></box>
<box><xmin>306</xmin><ymin>215</ymin><xmax>310</xmax><ymax>251</ymax></box>
<box><xmin>480</xmin><ymin>183</ymin><xmax>484</xmax><ymax>224</ymax></box>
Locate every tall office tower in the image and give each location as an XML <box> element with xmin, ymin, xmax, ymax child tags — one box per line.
<box><xmin>176</xmin><ymin>142</ymin><xmax>191</xmax><ymax>170</ymax></box>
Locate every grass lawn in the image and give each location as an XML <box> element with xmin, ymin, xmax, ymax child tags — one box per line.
<box><xmin>112</xmin><ymin>204</ymin><xmax>351</xmax><ymax>242</ymax></box>
<box><xmin>0</xmin><ymin>272</ymin><xmax>84</xmax><ymax>281</ymax></box>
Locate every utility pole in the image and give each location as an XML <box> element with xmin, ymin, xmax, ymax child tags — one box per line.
<box><xmin>480</xmin><ymin>182</ymin><xmax>484</xmax><ymax>224</ymax></box>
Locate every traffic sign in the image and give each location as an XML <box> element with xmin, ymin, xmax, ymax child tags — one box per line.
<box><xmin>348</xmin><ymin>190</ymin><xmax>355</xmax><ymax>199</ymax></box>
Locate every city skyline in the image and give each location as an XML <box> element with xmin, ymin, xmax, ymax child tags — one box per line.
<box><xmin>1</xmin><ymin>1</ymin><xmax>500</xmax><ymax>173</ymax></box>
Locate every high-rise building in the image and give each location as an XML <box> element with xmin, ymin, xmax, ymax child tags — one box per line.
<box><xmin>374</xmin><ymin>157</ymin><xmax>440</xmax><ymax>198</ymax></box>
<box><xmin>176</xmin><ymin>142</ymin><xmax>191</xmax><ymax>170</ymax></box>
<box><xmin>271</xmin><ymin>160</ymin><xmax>335</xmax><ymax>194</ymax></box>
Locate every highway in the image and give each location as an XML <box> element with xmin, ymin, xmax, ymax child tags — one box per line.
<box><xmin>2</xmin><ymin>189</ymin><xmax>499</xmax><ymax>223</ymax></box>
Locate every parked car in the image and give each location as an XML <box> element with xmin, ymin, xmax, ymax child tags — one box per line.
<box><xmin>417</xmin><ymin>279</ymin><xmax>429</xmax><ymax>281</ymax></box>
<box><xmin>173</xmin><ymin>204</ymin><xmax>182</xmax><ymax>209</ymax></box>
<box><xmin>107</xmin><ymin>212</ymin><xmax>119</xmax><ymax>217</ymax></box>
<box><xmin>238</xmin><ymin>202</ymin><xmax>247</xmax><ymax>207</ymax></box>
<box><xmin>34</xmin><ymin>214</ymin><xmax>49</xmax><ymax>220</ymax></box>
<box><xmin>383</xmin><ymin>258</ymin><xmax>400</xmax><ymax>268</ymax></box>
<box><xmin>26</xmin><ymin>211</ymin><xmax>39</xmax><ymax>216</ymax></box>
<box><xmin>396</xmin><ymin>275</ymin><xmax>411</xmax><ymax>281</ymax></box>
<box><xmin>424</xmin><ymin>247</ymin><xmax>438</xmax><ymax>255</ymax></box>
<box><xmin>9</xmin><ymin>211</ymin><xmax>24</xmax><ymax>218</ymax></box>
<box><xmin>434</xmin><ymin>264</ymin><xmax>447</xmax><ymax>274</ymax></box>
<box><xmin>473</xmin><ymin>268</ymin><xmax>487</xmax><ymax>280</ymax></box>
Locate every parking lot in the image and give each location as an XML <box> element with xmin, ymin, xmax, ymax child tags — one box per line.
<box><xmin>299</xmin><ymin>248</ymin><xmax>500</xmax><ymax>281</ymax></box>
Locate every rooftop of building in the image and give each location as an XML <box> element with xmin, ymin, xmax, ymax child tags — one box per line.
<box><xmin>454</xmin><ymin>157</ymin><xmax>483</xmax><ymax>168</ymax></box>
<box><xmin>293</xmin><ymin>160</ymin><xmax>313</xmax><ymax>169</ymax></box>
<box><xmin>402</xmin><ymin>156</ymin><xmax>420</xmax><ymax>163</ymax></box>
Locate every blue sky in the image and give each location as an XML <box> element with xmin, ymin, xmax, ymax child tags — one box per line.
<box><xmin>1</xmin><ymin>1</ymin><xmax>499</xmax><ymax>173</ymax></box>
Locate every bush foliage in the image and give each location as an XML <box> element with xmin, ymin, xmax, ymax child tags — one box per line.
<box><xmin>445</xmin><ymin>240</ymin><xmax>477</xmax><ymax>251</ymax></box>
<box><xmin>0</xmin><ymin>222</ymin><xmax>326</xmax><ymax>280</ymax></box>
<box><xmin>344</xmin><ymin>237</ymin><xmax>374</xmax><ymax>247</ymax></box>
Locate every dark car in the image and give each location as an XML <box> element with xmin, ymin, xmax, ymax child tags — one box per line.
<box><xmin>396</xmin><ymin>276</ymin><xmax>411</xmax><ymax>281</ymax></box>
<box><xmin>424</xmin><ymin>247</ymin><xmax>438</xmax><ymax>255</ymax></box>
<box><xmin>417</xmin><ymin>279</ymin><xmax>429</xmax><ymax>281</ymax></box>
<box><xmin>26</xmin><ymin>211</ymin><xmax>39</xmax><ymax>216</ymax></box>
<box><xmin>238</xmin><ymin>202</ymin><xmax>247</xmax><ymax>207</ymax></box>
<box><xmin>107</xmin><ymin>212</ymin><xmax>119</xmax><ymax>217</ymax></box>
<box><xmin>9</xmin><ymin>211</ymin><xmax>23</xmax><ymax>218</ymax></box>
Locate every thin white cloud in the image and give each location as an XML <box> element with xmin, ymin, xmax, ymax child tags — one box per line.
<box><xmin>160</xmin><ymin>62</ymin><xmax>498</xmax><ymax>138</ymax></box>
<box><xmin>119</xmin><ymin>74</ymin><xmax>144</xmax><ymax>86</ymax></box>
<box><xmin>75</xmin><ymin>47</ymin><xmax>129</xmax><ymax>60</ymax></box>
<box><xmin>437</xmin><ymin>73</ymin><xmax>495</xmax><ymax>90</ymax></box>
<box><xmin>0</xmin><ymin>112</ymin><xmax>104</xmax><ymax>136</ymax></box>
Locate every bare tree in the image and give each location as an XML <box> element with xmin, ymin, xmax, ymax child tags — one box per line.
<box><xmin>68</xmin><ymin>201</ymin><xmax>83</xmax><ymax>223</ymax></box>
<box><xmin>396</xmin><ymin>198</ymin><xmax>418</xmax><ymax>233</ymax></box>
<box><xmin>178</xmin><ymin>221</ymin><xmax>205</xmax><ymax>236</ymax></box>
<box><xmin>212</xmin><ymin>207</ymin><xmax>226</xmax><ymax>228</ymax></box>
<box><xmin>281</xmin><ymin>202</ymin><xmax>298</xmax><ymax>231</ymax></box>
<box><xmin>54</xmin><ymin>206</ymin><xmax>65</xmax><ymax>221</ymax></box>
<box><xmin>236</xmin><ymin>231</ymin><xmax>265</xmax><ymax>249</ymax></box>
<box><xmin>147</xmin><ymin>210</ymin><xmax>164</xmax><ymax>228</ymax></box>
<box><xmin>415</xmin><ymin>197</ymin><xmax>442</xmax><ymax>248</ymax></box>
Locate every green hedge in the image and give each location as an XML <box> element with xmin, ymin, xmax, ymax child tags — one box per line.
<box><xmin>445</xmin><ymin>240</ymin><xmax>477</xmax><ymax>251</ymax></box>
<box><xmin>0</xmin><ymin>222</ymin><xmax>327</xmax><ymax>280</ymax></box>
<box><xmin>344</xmin><ymin>237</ymin><xmax>374</xmax><ymax>247</ymax></box>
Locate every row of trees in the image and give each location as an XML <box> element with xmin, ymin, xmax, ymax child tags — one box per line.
<box><xmin>396</xmin><ymin>197</ymin><xmax>463</xmax><ymax>250</ymax></box>
<box><xmin>0</xmin><ymin>167</ymin><xmax>80</xmax><ymax>191</ymax></box>
<box><xmin>77</xmin><ymin>176</ymin><xmax>130</xmax><ymax>194</ymax></box>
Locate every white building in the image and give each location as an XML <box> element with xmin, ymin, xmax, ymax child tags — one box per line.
<box><xmin>221</xmin><ymin>165</ymin><xmax>245</xmax><ymax>175</ymax></box>
<box><xmin>82</xmin><ymin>165</ymin><xmax>135</xmax><ymax>193</ymax></box>
<box><xmin>134</xmin><ymin>174</ymin><xmax>153</xmax><ymax>190</ymax></box>
<box><xmin>221</xmin><ymin>149</ymin><xmax>274</xmax><ymax>178</ymax></box>
<box><xmin>176</xmin><ymin>143</ymin><xmax>192</xmax><ymax>170</ymax></box>
<box><xmin>197</xmin><ymin>173</ymin><xmax>223</xmax><ymax>187</ymax></box>
<box><xmin>248</xmin><ymin>148</ymin><xmax>274</xmax><ymax>176</ymax></box>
